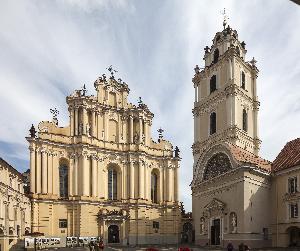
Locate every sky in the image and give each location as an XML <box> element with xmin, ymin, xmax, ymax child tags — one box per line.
<box><xmin>0</xmin><ymin>0</ymin><xmax>300</xmax><ymax>211</ymax></box>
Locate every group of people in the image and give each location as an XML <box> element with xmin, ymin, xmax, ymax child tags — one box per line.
<box><xmin>88</xmin><ymin>240</ymin><xmax>104</xmax><ymax>251</ymax></box>
<box><xmin>227</xmin><ymin>242</ymin><xmax>250</xmax><ymax>251</ymax></box>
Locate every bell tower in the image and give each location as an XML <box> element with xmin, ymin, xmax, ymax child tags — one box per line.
<box><xmin>192</xmin><ymin>22</ymin><xmax>261</xmax><ymax>158</ymax></box>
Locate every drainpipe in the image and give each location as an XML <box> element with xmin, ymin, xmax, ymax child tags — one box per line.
<box><xmin>276</xmin><ymin>177</ymin><xmax>279</xmax><ymax>246</ymax></box>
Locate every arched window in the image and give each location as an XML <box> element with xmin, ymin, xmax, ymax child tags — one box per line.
<box><xmin>151</xmin><ymin>172</ymin><xmax>158</xmax><ymax>203</ymax></box>
<box><xmin>210</xmin><ymin>112</ymin><xmax>216</xmax><ymax>135</ymax></box>
<box><xmin>243</xmin><ymin>109</ymin><xmax>248</xmax><ymax>132</ymax></box>
<box><xmin>59</xmin><ymin>164</ymin><xmax>68</xmax><ymax>198</ymax></box>
<box><xmin>241</xmin><ymin>71</ymin><xmax>245</xmax><ymax>89</ymax></box>
<box><xmin>203</xmin><ymin>153</ymin><xmax>232</xmax><ymax>180</ymax></box>
<box><xmin>236</xmin><ymin>46</ymin><xmax>240</xmax><ymax>56</ymax></box>
<box><xmin>213</xmin><ymin>48</ymin><xmax>219</xmax><ymax>63</ymax></box>
<box><xmin>210</xmin><ymin>75</ymin><xmax>217</xmax><ymax>94</ymax></box>
<box><xmin>108</xmin><ymin>168</ymin><xmax>117</xmax><ymax>200</ymax></box>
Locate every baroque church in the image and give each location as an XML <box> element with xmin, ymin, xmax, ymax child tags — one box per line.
<box><xmin>26</xmin><ymin>69</ymin><xmax>181</xmax><ymax>245</ymax></box>
<box><xmin>191</xmin><ymin>24</ymin><xmax>272</xmax><ymax>248</ymax></box>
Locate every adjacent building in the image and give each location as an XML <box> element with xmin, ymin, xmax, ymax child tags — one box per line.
<box><xmin>0</xmin><ymin>158</ymin><xmax>31</xmax><ymax>250</ymax></box>
<box><xmin>271</xmin><ymin>138</ymin><xmax>300</xmax><ymax>247</ymax></box>
<box><xmin>27</xmin><ymin>70</ymin><xmax>181</xmax><ymax>245</ymax></box>
<box><xmin>191</xmin><ymin>23</ymin><xmax>272</xmax><ymax>248</ymax></box>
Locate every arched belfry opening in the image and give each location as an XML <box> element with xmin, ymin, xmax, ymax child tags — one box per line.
<box><xmin>213</xmin><ymin>48</ymin><xmax>219</xmax><ymax>63</ymax></box>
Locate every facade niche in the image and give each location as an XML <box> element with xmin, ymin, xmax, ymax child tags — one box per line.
<box><xmin>241</xmin><ymin>71</ymin><xmax>245</xmax><ymax>89</ymax></box>
<box><xmin>229</xmin><ymin>212</ymin><xmax>237</xmax><ymax>233</ymax></box>
<box><xmin>108</xmin><ymin>119</ymin><xmax>118</xmax><ymax>142</ymax></box>
<box><xmin>242</xmin><ymin>109</ymin><xmax>248</xmax><ymax>132</ymax></box>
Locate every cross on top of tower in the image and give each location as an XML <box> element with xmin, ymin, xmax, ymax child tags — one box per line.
<box><xmin>50</xmin><ymin>108</ymin><xmax>59</xmax><ymax>119</ymax></box>
<box><xmin>107</xmin><ymin>65</ymin><xmax>118</xmax><ymax>79</ymax></box>
<box><xmin>221</xmin><ymin>8</ymin><xmax>229</xmax><ymax>30</ymax></box>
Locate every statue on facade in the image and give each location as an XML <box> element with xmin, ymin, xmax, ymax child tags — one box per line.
<box><xmin>133</xmin><ymin>132</ymin><xmax>139</xmax><ymax>144</ymax></box>
<box><xmin>174</xmin><ymin>146</ymin><xmax>180</xmax><ymax>158</ymax></box>
<box><xmin>29</xmin><ymin>124</ymin><xmax>36</xmax><ymax>138</ymax></box>
<box><xmin>50</xmin><ymin>108</ymin><xmax>59</xmax><ymax>126</ymax></box>
<box><xmin>231</xmin><ymin>213</ymin><xmax>237</xmax><ymax>233</ymax></box>
<box><xmin>86</xmin><ymin>123</ymin><xmax>91</xmax><ymax>136</ymax></box>
<box><xmin>79</xmin><ymin>123</ymin><xmax>83</xmax><ymax>135</ymax></box>
<box><xmin>141</xmin><ymin>134</ymin><xmax>145</xmax><ymax>144</ymax></box>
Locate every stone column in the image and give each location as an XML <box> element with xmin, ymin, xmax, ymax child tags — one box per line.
<box><xmin>139</xmin><ymin>162</ymin><xmax>144</xmax><ymax>199</ymax></box>
<box><xmin>82</xmin><ymin>154</ymin><xmax>89</xmax><ymax>196</ymax></box>
<box><xmin>83</xmin><ymin>108</ymin><xmax>87</xmax><ymax>135</ymax></box>
<box><xmin>129</xmin><ymin>116</ymin><xmax>133</xmax><ymax>143</ymax></box>
<box><xmin>73</xmin><ymin>154</ymin><xmax>78</xmax><ymax>196</ymax></box>
<box><xmin>91</xmin><ymin>110</ymin><xmax>96</xmax><ymax>137</ymax></box>
<box><xmin>41</xmin><ymin>150</ymin><xmax>48</xmax><ymax>194</ymax></box>
<box><xmin>47</xmin><ymin>152</ymin><xmax>53</xmax><ymax>194</ymax></box>
<box><xmin>29</xmin><ymin>147</ymin><xmax>36</xmax><ymax>194</ymax></box>
<box><xmin>52</xmin><ymin>154</ymin><xmax>59</xmax><ymax>195</ymax></box>
<box><xmin>144</xmin><ymin>166</ymin><xmax>149</xmax><ymax>201</ymax></box>
<box><xmin>144</xmin><ymin>121</ymin><xmax>148</xmax><ymax>146</ymax></box>
<box><xmin>168</xmin><ymin>167</ymin><xmax>173</xmax><ymax>201</ymax></box>
<box><xmin>174</xmin><ymin>167</ymin><xmax>178</xmax><ymax>202</ymax></box>
<box><xmin>138</xmin><ymin>118</ymin><xmax>143</xmax><ymax>144</ymax></box>
<box><xmin>123</xmin><ymin>164</ymin><xmax>127</xmax><ymax>199</ymax></box>
<box><xmin>163</xmin><ymin>166</ymin><xmax>167</xmax><ymax>201</ymax></box>
<box><xmin>74</xmin><ymin>108</ymin><xmax>78</xmax><ymax>136</ymax></box>
<box><xmin>104</xmin><ymin>112</ymin><xmax>108</xmax><ymax>141</ymax></box>
<box><xmin>70</xmin><ymin>108</ymin><xmax>74</xmax><ymax>136</ymax></box>
<box><xmin>36</xmin><ymin>149</ymin><xmax>41</xmax><ymax>194</ymax></box>
<box><xmin>130</xmin><ymin>162</ymin><xmax>135</xmax><ymax>199</ymax></box>
<box><xmin>69</xmin><ymin>155</ymin><xmax>74</xmax><ymax>196</ymax></box>
<box><xmin>159</xmin><ymin>168</ymin><xmax>163</xmax><ymax>203</ymax></box>
<box><xmin>92</xmin><ymin>156</ymin><xmax>97</xmax><ymax>197</ymax></box>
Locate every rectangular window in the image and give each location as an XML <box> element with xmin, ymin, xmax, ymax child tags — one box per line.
<box><xmin>59</xmin><ymin>219</ymin><xmax>68</xmax><ymax>228</ymax></box>
<box><xmin>210</xmin><ymin>75</ymin><xmax>217</xmax><ymax>94</ymax></box>
<box><xmin>153</xmin><ymin>221</ymin><xmax>159</xmax><ymax>229</ymax></box>
<box><xmin>290</xmin><ymin>204</ymin><xmax>298</xmax><ymax>218</ymax></box>
<box><xmin>210</xmin><ymin>112</ymin><xmax>216</xmax><ymax>135</ymax></box>
<box><xmin>288</xmin><ymin>177</ymin><xmax>298</xmax><ymax>194</ymax></box>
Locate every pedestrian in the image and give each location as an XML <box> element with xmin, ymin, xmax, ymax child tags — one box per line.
<box><xmin>227</xmin><ymin>242</ymin><xmax>234</xmax><ymax>251</ymax></box>
<box><xmin>98</xmin><ymin>239</ymin><xmax>104</xmax><ymax>250</ymax></box>
<box><xmin>239</xmin><ymin>242</ymin><xmax>245</xmax><ymax>251</ymax></box>
<box><xmin>245</xmin><ymin>244</ymin><xmax>250</xmax><ymax>251</ymax></box>
<box><xmin>89</xmin><ymin>241</ymin><xmax>95</xmax><ymax>251</ymax></box>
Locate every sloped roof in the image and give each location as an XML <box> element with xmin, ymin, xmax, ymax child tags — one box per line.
<box><xmin>228</xmin><ymin>143</ymin><xmax>272</xmax><ymax>172</ymax></box>
<box><xmin>272</xmin><ymin>138</ymin><xmax>300</xmax><ymax>172</ymax></box>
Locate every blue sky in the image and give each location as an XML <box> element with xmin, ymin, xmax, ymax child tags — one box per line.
<box><xmin>0</xmin><ymin>0</ymin><xmax>299</xmax><ymax>211</ymax></box>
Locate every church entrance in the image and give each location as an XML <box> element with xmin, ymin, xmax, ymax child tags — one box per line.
<box><xmin>108</xmin><ymin>225</ymin><xmax>120</xmax><ymax>243</ymax></box>
<box><xmin>288</xmin><ymin>226</ymin><xmax>300</xmax><ymax>247</ymax></box>
<box><xmin>211</xmin><ymin>219</ymin><xmax>221</xmax><ymax>245</ymax></box>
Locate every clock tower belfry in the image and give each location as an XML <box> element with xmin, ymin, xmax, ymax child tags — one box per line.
<box><xmin>192</xmin><ymin>24</ymin><xmax>261</xmax><ymax>159</ymax></box>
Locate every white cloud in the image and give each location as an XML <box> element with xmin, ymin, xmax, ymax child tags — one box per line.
<box><xmin>0</xmin><ymin>0</ymin><xmax>299</xmax><ymax>211</ymax></box>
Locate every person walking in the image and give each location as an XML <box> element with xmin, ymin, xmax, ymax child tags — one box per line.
<box><xmin>227</xmin><ymin>242</ymin><xmax>234</xmax><ymax>251</ymax></box>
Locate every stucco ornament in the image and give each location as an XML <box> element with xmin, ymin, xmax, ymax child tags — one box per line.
<box><xmin>203</xmin><ymin>153</ymin><xmax>232</xmax><ymax>180</ymax></box>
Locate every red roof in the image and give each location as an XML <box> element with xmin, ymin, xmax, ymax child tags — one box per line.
<box><xmin>272</xmin><ymin>138</ymin><xmax>300</xmax><ymax>172</ymax></box>
<box><xmin>228</xmin><ymin>143</ymin><xmax>271</xmax><ymax>172</ymax></box>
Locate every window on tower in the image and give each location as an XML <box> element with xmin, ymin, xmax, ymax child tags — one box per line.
<box><xmin>151</xmin><ymin>172</ymin><xmax>158</xmax><ymax>203</ymax></box>
<box><xmin>59</xmin><ymin>163</ymin><xmax>68</xmax><ymax>198</ymax></box>
<box><xmin>241</xmin><ymin>71</ymin><xmax>246</xmax><ymax>89</ymax></box>
<box><xmin>210</xmin><ymin>75</ymin><xmax>217</xmax><ymax>94</ymax></box>
<box><xmin>243</xmin><ymin>109</ymin><xmax>248</xmax><ymax>132</ymax></box>
<box><xmin>210</xmin><ymin>112</ymin><xmax>216</xmax><ymax>135</ymax></box>
<box><xmin>213</xmin><ymin>48</ymin><xmax>219</xmax><ymax>64</ymax></box>
<box><xmin>108</xmin><ymin>167</ymin><xmax>117</xmax><ymax>200</ymax></box>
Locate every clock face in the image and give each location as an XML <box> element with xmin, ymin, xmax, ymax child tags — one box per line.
<box><xmin>203</xmin><ymin>153</ymin><xmax>232</xmax><ymax>181</ymax></box>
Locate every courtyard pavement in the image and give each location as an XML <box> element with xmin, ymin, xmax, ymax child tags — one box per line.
<box><xmin>41</xmin><ymin>246</ymin><xmax>300</xmax><ymax>251</ymax></box>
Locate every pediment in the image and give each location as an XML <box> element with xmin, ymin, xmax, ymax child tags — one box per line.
<box><xmin>204</xmin><ymin>198</ymin><xmax>226</xmax><ymax>211</ymax></box>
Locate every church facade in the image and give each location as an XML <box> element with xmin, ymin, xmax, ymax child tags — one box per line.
<box><xmin>26</xmin><ymin>71</ymin><xmax>181</xmax><ymax>245</ymax></box>
<box><xmin>191</xmin><ymin>25</ymin><xmax>273</xmax><ymax>248</ymax></box>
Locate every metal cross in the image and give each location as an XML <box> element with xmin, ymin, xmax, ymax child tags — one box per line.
<box><xmin>81</xmin><ymin>84</ymin><xmax>87</xmax><ymax>96</ymax></box>
<box><xmin>50</xmin><ymin>108</ymin><xmax>59</xmax><ymax>119</ymax></box>
<box><xmin>221</xmin><ymin>8</ymin><xmax>229</xmax><ymax>29</ymax></box>
<box><xmin>157</xmin><ymin>127</ymin><xmax>164</xmax><ymax>139</ymax></box>
<box><xmin>107</xmin><ymin>65</ymin><xmax>118</xmax><ymax>78</ymax></box>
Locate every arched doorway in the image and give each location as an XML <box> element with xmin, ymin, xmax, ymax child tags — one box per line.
<box><xmin>108</xmin><ymin>225</ymin><xmax>120</xmax><ymax>243</ymax></box>
<box><xmin>288</xmin><ymin>226</ymin><xmax>300</xmax><ymax>247</ymax></box>
<box><xmin>182</xmin><ymin>222</ymin><xmax>193</xmax><ymax>243</ymax></box>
